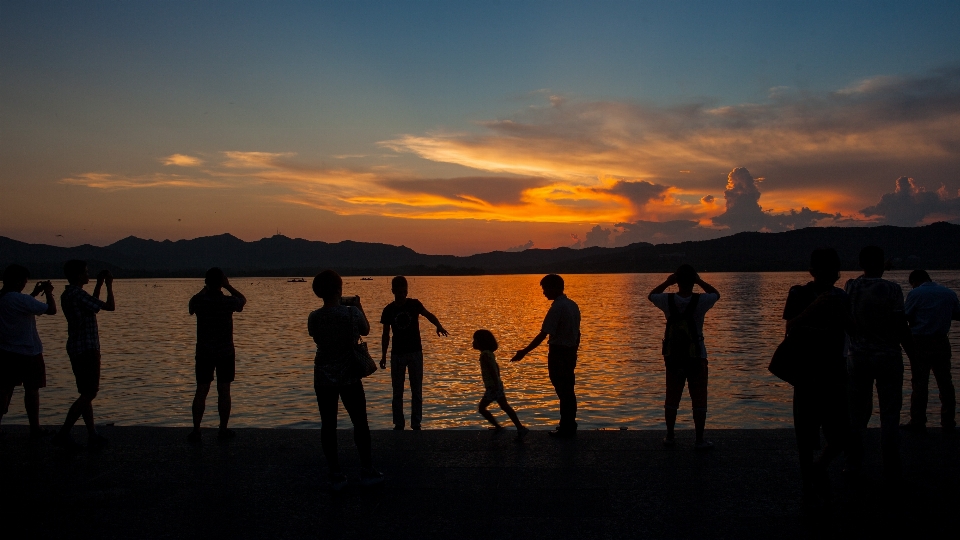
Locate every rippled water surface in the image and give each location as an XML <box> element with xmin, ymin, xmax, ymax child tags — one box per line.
<box><xmin>8</xmin><ymin>272</ymin><xmax>960</xmax><ymax>430</ymax></box>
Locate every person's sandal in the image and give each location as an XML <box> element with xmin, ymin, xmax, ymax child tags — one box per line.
<box><xmin>360</xmin><ymin>467</ymin><xmax>385</xmax><ymax>487</ymax></box>
<box><xmin>329</xmin><ymin>472</ymin><xmax>348</xmax><ymax>492</ymax></box>
<box><xmin>694</xmin><ymin>440</ymin><xmax>714</xmax><ymax>451</ymax></box>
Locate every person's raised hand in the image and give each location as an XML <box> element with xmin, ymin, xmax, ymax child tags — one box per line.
<box><xmin>510</xmin><ymin>350</ymin><xmax>527</xmax><ymax>362</ymax></box>
<box><xmin>41</xmin><ymin>280</ymin><xmax>54</xmax><ymax>294</ymax></box>
<box><xmin>31</xmin><ymin>282</ymin><xmax>44</xmax><ymax>296</ymax></box>
<box><xmin>102</xmin><ymin>270</ymin><xmax>114</xmax><ymax>285</ymax></box>
<box><xmin>220</xmin><ymin>274</ymin><xmax>230</xmax><ymax>288</ymax></box>
<box><xmin>665</xmin><ymin>273</ymin><xmax>678</xmax><ymax>286</ymax></box>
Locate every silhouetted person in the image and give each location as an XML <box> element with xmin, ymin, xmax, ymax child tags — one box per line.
<box><xmin>473</xmin><ymin>329</ymin><xmax>528</xmax><ymax>436</ymax></box>
<box><xmin>310</xmin><ymin>270</ymin><xmax>383</xmax><ymax>490</ymax></box>
<box><xmin>648</xmin><ymin>265</ymin><xmax>720</xmax><ymax>450</ymax></box>
<box><xmin>187</xmin><ymin>268</ymin><xmax>246</xmax><ymax>442</ymax></box>
<box><xmin>511</xmin><ymin>274</ymin><xmax>581</xmax><ymax>438</ymax></box>
<box><xmin>52</xmin><ymin>260</ymin><xmax>115</xmax><ymax>452</ymax></box>
<box><xmin>0</xmin><ymin>264</ymin><xmax>56</xmax><ymax>439</ymax></box>
<box><xmin>844</xmin><ymin>246</ymin><xmax>911</xmax><ymax>480</ymax></box>
<box><xmin>782</xmin><ymin>249</ymin><xmax>850</xmax><ymax>507</ymax></box>
<box><xmin>379</xmin><ymin>276</ymin><xmax>448</xmax><ymax>430</ymax></box>
<box><xmin>901</xmin><ymin>269</ymin><xmax>960</xmax><ymax>433</ymax></box>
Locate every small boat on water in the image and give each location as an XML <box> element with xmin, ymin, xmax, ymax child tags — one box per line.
<box><xmin>287</xmin><ymin>278</ymin><xmax>307</xmax><ymax>283</ymax></box>
<box><xmin>361</xmin><ymin>277</ymin><xmax>373</xmax><ymax>281</ymax></box>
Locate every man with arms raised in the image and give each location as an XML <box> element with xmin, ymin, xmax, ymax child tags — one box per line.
<box><xmin>52</xmin><ymin>260</ymin><xmax>115</xmax><ymax>451</ymax></box>
<box><xmin>0</xmin><ymin>264</ymin><xmax>56</xmax><ymax>439</ymax></box>
<box><xmin>380</xmin><ymin>276</ymin><xmax>448</xmax><ymax>430</ymax></box>
<box><xmin>188</xmin><ymin>268</ymin><xmax>246</xmax><ymax>442</ymax></box>
<box><xmin>512</xmin><ymin>274</ymin><xmax>581</xmax><ymax>438</ymax></box>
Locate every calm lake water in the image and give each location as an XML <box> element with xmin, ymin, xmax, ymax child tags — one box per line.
<box><xmin>7</xmin><ymin>272</ymin><xmax>960</xmax><ymax>431</ymax></box>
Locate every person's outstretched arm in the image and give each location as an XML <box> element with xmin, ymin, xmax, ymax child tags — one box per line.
<box><xmin>421</xmin><ymin>308</ymin><xmax>448</xmax><ymax>337</ymax></box>
<box><xmin>380</xmin><ymin>325</ymin><xmax>390</xmax><ymax>369</ymax></box>
<box><xmin>510</xmin><ymin>331</ymin><xmax>547</xmax><ymax>362</ymax></box>
<box><xmin>696</xmin><ymin>277</ymin><xmax>720</xmax><ymax>299</ymax></box>
<box><xmin>648</xmin><ymin>274</ymin><xmax>677</xmax><ymax>301</ymax></box>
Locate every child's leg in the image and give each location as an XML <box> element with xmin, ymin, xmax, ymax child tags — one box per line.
<box><xmin>478</xmin><ymin>398</ymin><xmax>499</xmax><ymax>427</ymax></box>
<box><xmin>495</xmin><ymin>396</ymin><xmax>524</xmax><ymax>429</ymax></box>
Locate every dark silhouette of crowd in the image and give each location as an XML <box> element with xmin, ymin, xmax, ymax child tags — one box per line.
<box><xmin>1</xmin><ymin>246</ymin><xmax>957</xmax><ymax>507</ymax></box>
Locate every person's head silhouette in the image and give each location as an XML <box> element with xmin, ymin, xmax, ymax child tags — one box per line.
<box><xmin>1</xmin><ymin>264</ymin><xmax>30</xmax><ymax>292</ymax></box>
<box><xmin>312</xmin><ymin>270</ymin><xmax>343</xmax><ymax>304</ymax></box>
<box><xmin>472</xmin><ymin>329</ymin><xmax>498</xmax><ymax>352</ymax></box>
<box><xmin>391</xmin><ymin>276</ymin><xmax>408</xmax><ymax>301</ymax></box>
<box><xmin>63</xmin><ymin>260</ymin><xmax>89</xmax><ymax>286</ymax></box>
<box><xmin>858</xmin><ymin>246</ymin><xmax>885</xmax><ymax>277</ymax></box>
<box><xmin>908</xmin><ymin>269</ymin><xmax>932</xmax><ymax>289</ymax></box>
<box><xmin>539</xmin><ymin>274</ymin><xmax>564</xmax><ymax>300</ymax></box>
<box><xmin>674</xmin><ymin>264</ymin><xmax>698</xmax><ymax>294</ymax></box>
<box><xmin>204</xmin><ymin>267</ymin><xmax>226</xmax><ymax>290</ymax></box>
<box><xmin>809</xmin><ymin>248</ymin><xmax>841</xmax><ymax>285</ymax></box>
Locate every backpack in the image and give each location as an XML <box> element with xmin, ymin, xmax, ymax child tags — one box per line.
<box><xmin>661</xmin><ymin>293</ymin><xmax>702</xmax><ymax>360</ymax></box>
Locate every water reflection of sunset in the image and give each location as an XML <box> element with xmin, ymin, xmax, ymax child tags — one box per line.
<box><xmin>14</xmin><ymin>272</ymin><xmax>958</xmax><ymax>431</ymax></box>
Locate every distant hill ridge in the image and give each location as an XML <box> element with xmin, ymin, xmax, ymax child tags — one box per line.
<box><xmin>2</xmin><ymin>222</ymin><xmax>958</xmax><ymax>278</ymax></box>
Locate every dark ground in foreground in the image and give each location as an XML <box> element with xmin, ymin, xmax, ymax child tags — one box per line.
<box><xmin>1</xmin><ymin>426</ymin><xmax>957</xmax><ymax>539</ymax></box>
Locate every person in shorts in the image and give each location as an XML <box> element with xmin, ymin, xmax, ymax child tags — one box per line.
<box><xmin>648</xmin><ymin>265</ymin><xmax>721</xmax><ymax>450</ymax></box>
<box><xmin>0</xmin><ymin>264</ymin><xmax>57</xmax><ymax>439</ymax></box>
<box><xmin>187</xmin><ymin>268</ymin><xmax>246</xmax><ymax>442</ymax></box>
<box><xmin>473</xmin><ymin>329</ymin><xmax>527</xmax><ymax>436</ymax></box>
<box><xmin>52</xmin><ymin>260</ymin><xmax>115</xmax><ymax>451</ymax></box>
<box><xmin>380</xmin><ymin>276</ymin><xmax>448</xmax><ymax>430</ymax></box>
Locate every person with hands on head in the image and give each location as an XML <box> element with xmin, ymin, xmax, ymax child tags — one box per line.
<box><xmin>0</xmin><ymin>264</ymin><xmax>57</xmax><ymax>439</ymax></box>
<box><xmin>380</xmin><ymin>276</ymin><xmax>448</xmax><ymax>430</ymax></box>
<box><xmin>187</xmin><ymin>268</ymin><xmax>246</xmax><ymax>443</ymax></box>
<box><xmin>511</xmin><ymin>274</ymin><xmax>581</xmax><ymax>438</ymax></box>
<box><xmin>648</xmin><ymin>265</ymin><xmax>720</xmax><ymax>450</ymax></box>
<box><xmin>52</xmin><ymin>260</ymin><xmax>116</xmax><ymax>452</ymax></box>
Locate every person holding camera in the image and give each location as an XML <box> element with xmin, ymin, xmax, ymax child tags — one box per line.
<box><xmin>648</xmin><ymin>265</ymin><xmax>720</xmax><ymax>450</ymax></box>
<box><xmin>187</xmin><ymin>268</ymin><xmax>246</xmax><ymax>443</ymax></box>
<box><xmin>0</xmin><ymin>264</ymin><xmax>57</xmax><ymax>439</ymax></box>
<box><xmin>52</xmin><ymin>260</ymin><xmax>116</xmax><ymax>452</ymax></box>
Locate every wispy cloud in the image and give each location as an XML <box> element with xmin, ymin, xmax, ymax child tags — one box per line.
<box><xmin>161</xmin><ymin>154</ymin><xmax>203</xmax><ymax>167</ymax></box>
<box><xmin>61</xmin><ymin>173</ymin><xmax>226</xmax><ymax>190</ymax></box>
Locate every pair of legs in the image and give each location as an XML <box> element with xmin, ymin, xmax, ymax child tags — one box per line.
<box><xmin>547</xmin><ymin>344</ymin><xmax>578</xmax><ymax>433</ymax></box>
<box><xmin>56</xmin><ymin>351</ymin><xmax>102</xmax><ymax>442</ymax></box>
<box><xmin>907</xmin><ymin>335</ymin><xmax>955</xmax><ymax>428</ymax></box>
<box><xmin>793</xmin><ymin>376</ymin><xmax>847</xmax><ymax>499</ymax></box>
<box><xmin>847</xmin><ymin>354</ymin><xmax>903</xmax><ymax>479</ymax></box>
<box><xmin>391</xmin><ymin>351</ymin><xmax>423</xmax><ymax>429</ymax></box>
<box><xmin>478</xmin><ymin>389</ymin><xmax>524</xmax><ymax>430</ymax></box>
<box><xmin>664</xmin><ymin>357</ymin><xmax>708</xmax><ymax>443</ymax></box>
<box><xmin>316</xmin><ymin>380</ymin><xmax>372</xmax><ymax>472</ymax></box>
<box><xmin>190</xmin><ymin>352</ymin><xmax>235</xmax><ymax>436</ymax></box>
<box><xmin>0</xmin><ymin>351</ymin><xmax>46</xmax><ymax>435</ymax></box>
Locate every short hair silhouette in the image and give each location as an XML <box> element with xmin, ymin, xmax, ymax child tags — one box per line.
<box><xmin>674</xmin><ymin>264</ymin><xmax>698</xmax><ymax>288</ymax></box>
<box><xmin>810</xmin><ymin>248</ymin><xmax>841</xmax><ymax>280</ymax></box>
<box><xmin>2</xmin><ymin>264</ymin><xmax>29</xmax><ymax>288</ymax></box>
<box><xmin>909</xmin><ymin>269</ymin><xmax>932</xmax><ymax>285</ymax></box>
<box><xmin>540</xmin><ymin>274</ymin><xmax>564</xmax><ymax>291</ymax></box>
<box><xmin>473</xmin><ymin>329</ymin><xmax>498</xmax><ymax>351</ymax></box>
<box><xmin>63</xmin><ymin>259</ymin><xmax>87</xmax><ymax>281</ymax></box>
<box><xmin>391</xmin><ymin>275</ymin><xmax>408</xmax><ymax>292</ymax></box>
<box><xmin>204</xmin><ymin>267</ymin><xmax>225</xmax><ymax>287</ymax></box>
<box><xmin>312</xmin><ymin>270</ymin><xmax>342</xmax><ymax>299</ymax></box>
<box><xmin>858</xmin><ymin>246</ymin><xmax>885</xmax><ymax>274</ymax></box>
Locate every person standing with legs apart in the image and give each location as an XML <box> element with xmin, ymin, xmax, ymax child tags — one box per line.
<box><xmin>379</xmin><ymin>276</ymin><xmax>448</xmax><ymax>430</ymax></box>
<box><xmin>187</xmin><ymin>268</ymin><xmax>246</xmax><ymax>443</ymax></box>
<box><xmin>0</xmin><ymin>265</ymin><xmax>57</xmax><ymax>439</ymax></box>
<box><xmin>901</xmin><ymin>269</ymin><xmax>960</xmax><ymax>434</ymax></box>
<box><xmin>511</xmin><ymin>274</ymin><xmax>581</xmax><ymax>438</ymax></box>
<box><xmin>782</xmin><ymin>249</ymin><xmax>850</xmax><ymax>508</ymax></box>
<box><xmin>473</xmin><ymin>329</ymin><xmax>528</xmax><ymax>437</ymax></box>
<box><xmin>648</xmin><ymin>265</ymin><xmax>720</xmax><ymax>450</ymax></box>
<box><xmin>310</xmin><ymin>270</ymin><xmax>383</xmax><ymax>490</ymax></box>
<box><xmin>844</xmin><ymin>246</ymin><xmax>911</xmax><ymax>481</ymax></box>
<box><xmin>52</xmin><ymin>260</ymin><xmax>115</xmax><ymax>452</ymax></box>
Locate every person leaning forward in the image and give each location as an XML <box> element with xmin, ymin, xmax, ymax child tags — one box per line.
<box><xmin>187</xmin><ymin>268</ymin><xmax>246</xmax><ymax>443</ymax></box>
<box><xmin>52</xmin><ymin>260</ymin><xmax>115</xmax><ymax>452</ymax></box>
<box><xmin>511</xmin><ymin>274</ymin><xmax>581</xmax><ymax>438</ymax></box>
<box><xmin>0</xmin><ymin>264</ymin><xmax>57</xmax><ymax>440</ymax></box>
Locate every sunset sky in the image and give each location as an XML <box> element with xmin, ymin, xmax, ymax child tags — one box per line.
<box><xmin>2</xmin><ymin>1</ymin><xmax>960</xmax><ymax>255</ymax></box>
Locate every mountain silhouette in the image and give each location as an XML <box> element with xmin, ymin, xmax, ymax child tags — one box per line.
<box><xmin>2</xmin><ymin>222</ymin><xmax>958</xmax><ymax>278</ymax></box>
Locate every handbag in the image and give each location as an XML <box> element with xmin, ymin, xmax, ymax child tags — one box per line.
<box><xmin>350</xmin><ymin>309</ymin><xmax>377</xmax><ymax>378</ymax></box>
<box><xmin>768</xmin><ymin>332</ymin><xmax>807</xmax><ymax>386</ymax></box>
